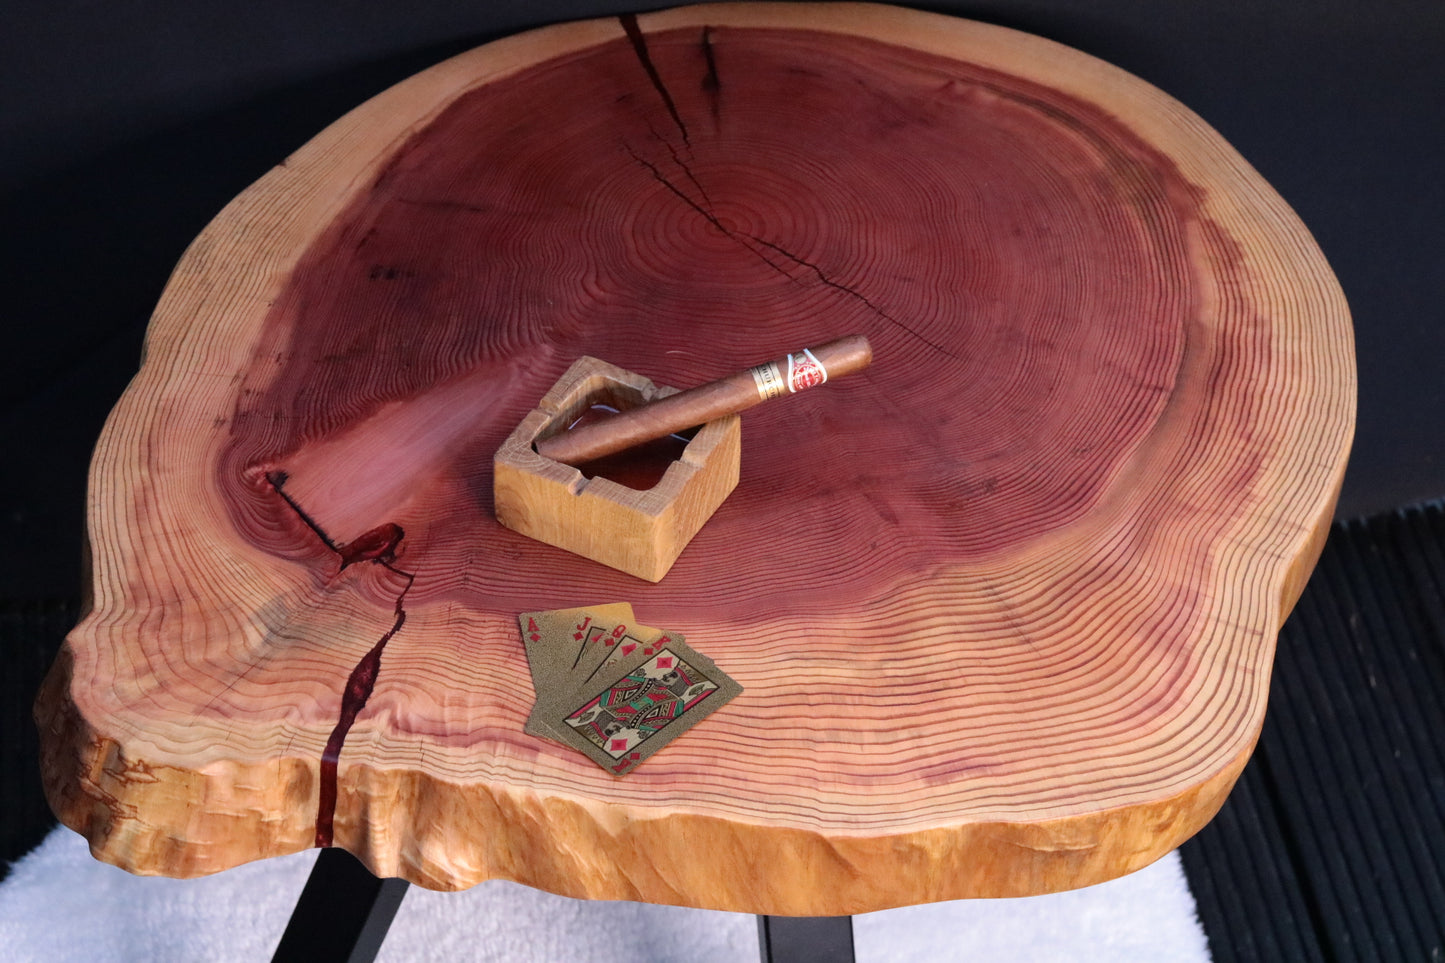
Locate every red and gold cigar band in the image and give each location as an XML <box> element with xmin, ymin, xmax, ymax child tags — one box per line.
<box><xmin>750</xmin><ymin>348</ymin><xmax>829</xmax><ymax>401</ymax></box>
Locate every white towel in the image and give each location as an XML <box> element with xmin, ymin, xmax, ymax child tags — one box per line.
<box><xmin>0</xmin><ymin>826</ymin><xmax>1209</xmax><ymax>961</ymax></box>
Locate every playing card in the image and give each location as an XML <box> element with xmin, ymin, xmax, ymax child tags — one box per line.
<box><xmin>568</xmin><ymin>616</ymin><xmax>649</xmax><ymax>686</ymax></box>
<box><xmin>541</xmin><ymin>637</ymin><xmax>741</xmax><ymax>775</ymax></box>
<box><xmin>517</xmin><ymin>603</ymin><xmax>634</xmax><ymax>694</ymax></box>
<box><xmin>571</xmin><ymin>619</ymin><xmax>676</xmax><ymax>692</ymax></box>
<box><xmin>520</xmin><ymin>605</ymin><xmax>671</xmax><ymax>738</ymax></box>
<box><xmin>525</xmin><ymin>623</ymin><xmax>689</xmax><ymax>739</ymax></box>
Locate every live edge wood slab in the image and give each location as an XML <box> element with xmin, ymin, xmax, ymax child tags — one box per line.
<box><xmin>35</xmin><ymin>3</ymin><xmax>1353</xmax><ymax>914</ymax></box>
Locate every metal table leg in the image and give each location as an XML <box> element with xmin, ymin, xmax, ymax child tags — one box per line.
<box><xmin>274</xmin><ymin>850</ymin><xmax>854</xmax><ymax>963</ymax></box>
<box><xmin>272</xmin><ymin>848</ymin><xmax>410</xmax><ymax>963</ymax></box>
<box><xmin>757</xmin><ymin>915</ymin><xmax>856</xmax><ymax>963</ymax></box>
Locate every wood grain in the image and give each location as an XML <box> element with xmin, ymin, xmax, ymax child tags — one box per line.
<box><xmin>35</xmin><ymin>2</ymin><xmax>1353</xmax><ymax>913</ymax></box>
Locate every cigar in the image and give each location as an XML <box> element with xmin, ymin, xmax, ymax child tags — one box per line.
<box><xmin>534</xmin><ymin>334</ymin><xmax>873</xmax><ymax>466</ymax></box>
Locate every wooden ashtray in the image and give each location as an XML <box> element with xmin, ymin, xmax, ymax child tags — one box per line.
<box><xmin>494</xmin><ymin>356</ymin><xmax>741</xmax><ymax>581</ymax></box>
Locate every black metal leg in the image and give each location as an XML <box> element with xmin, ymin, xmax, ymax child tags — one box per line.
<box><xmin>757</xmin><ymin>915</ymin><xmax>856</xmax><ymax>963</ymax></box>
<box><xmin>272</xmin><ymin>847</ymin><xmax>410</xmax><ymax>963</ymax></box>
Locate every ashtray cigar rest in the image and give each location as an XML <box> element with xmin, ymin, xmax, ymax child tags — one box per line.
<box><xmin>493</xmin><ymin>356</ymin><xmax>741</xmax><ymax>581</ymax></box>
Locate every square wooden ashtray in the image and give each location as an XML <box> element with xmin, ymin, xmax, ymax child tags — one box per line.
<box><xmin>493</xmin><ymin>356</ymin><xmax>741</xmax><ymax>582</ymax></box>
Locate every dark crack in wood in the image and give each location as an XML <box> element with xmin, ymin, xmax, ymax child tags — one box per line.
<box><xmin>625</xmin><ymin>145</ymin><xmax>794</xmax><ymax>280</ymax></box>
<box><xmin>266</xmin><ymin>470</ymin><xmax>340</xmax><ymax>554</ymax></box>
<box><xmin>660</xmin><ymin>132</ymin><xmax>717</xmax><ymax>212</ymax></box>
<box><xmin>743</xmin><ymin>232</ymin><xmax>960</xmax><ymax>359</ymax></box>
<box><xmin>701</xmin><ymin>26</ymin><xmax>722</xmax><ymax>126</ymax></box>
<box><xmin>620</xmin><ymin>13</ymin><xmax>690</xmax><ymax>148</ymax></box>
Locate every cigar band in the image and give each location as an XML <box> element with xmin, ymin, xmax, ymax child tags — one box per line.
<box><xmin>750</xmin><ymin>361</ymin><xmax>788</xmax><ymax>401</ymax></box>
<box><xmin>786</xmin><ymin>348</ymin><xmax>828</xmax><ymax>393</ymax></box>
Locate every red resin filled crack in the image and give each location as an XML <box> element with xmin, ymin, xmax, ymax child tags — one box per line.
<box><xmin>266</xmin><ymin>471</ymin><xmax>414</xmax><ymax>848</ymax></box>
<box><xmin>314</xmin><ymin>562</ymin><xmax>413</xmax><ymax>848</ymax></box>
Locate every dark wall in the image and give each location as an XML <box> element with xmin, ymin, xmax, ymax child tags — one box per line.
<box><xmin>2</xmin><ymin>0</ymin><xmax>1442</xmax><ymax>599</ymax></box>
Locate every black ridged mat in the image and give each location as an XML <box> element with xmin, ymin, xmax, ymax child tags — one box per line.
<box><xmin>1181</xmin><ymin>500</ymin><xmax>1445</xmax><ymax>961</ymax></box>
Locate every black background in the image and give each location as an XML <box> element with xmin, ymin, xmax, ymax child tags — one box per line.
<box><xmin>3</xmin><ymin>0</ymin><xmax>1442</xmax><ymax>599</ymax></box>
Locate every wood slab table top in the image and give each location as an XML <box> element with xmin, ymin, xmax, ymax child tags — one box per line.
<box><xmin>36</xmin><ymin>2</ymin><xmax>1353</xmax><ymax>915</ymax></box>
